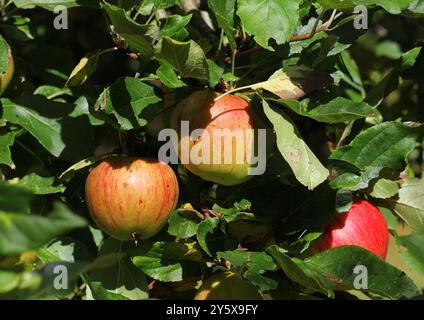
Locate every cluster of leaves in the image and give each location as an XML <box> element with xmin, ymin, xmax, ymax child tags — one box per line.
<box><xmin>1</xmin><ymin>0</ymin><xmax>424</xmax><ymax>300</ymax></box>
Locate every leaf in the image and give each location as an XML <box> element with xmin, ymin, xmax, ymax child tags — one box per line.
<box><xmin>132</xmin><ymin>241</ymin><xmax>201</xmax><ymax>282</ymax></box>
<box><xmin>0</xmin><ymin>131</ymin><xmax>16</xmax><ymax>168</ymax></box>
<box><xmin>0</xmin><ymin>202</ymin><xmax>87</xmax><ymax>255</ymax></box>
<box><xmin>267</xmin><ymin>246</ymin><xmax>332</xmax><ymax>296</ymax></box>
<box><xmin>89</xmin><ymin>238</ymin><xmax>148</xmax><ymax>300</ymax></box>
<box><xmin>88</xmin><ymin>282</ymin><xmax>129</xmax><ymax>300</ymax></box>
<box><xmin>37</xmin><ymin>237</ymin><xmax>92</xmax><ymax>264</ymax></box>
<box><xmin>197</xmin><ymin>217</ymin><xmax>220</xmax><ymax>256</ymax></box>
<box><xmin>396</xmin><ymin>233</ymin><xmax>424</xmax><ymax>276</ymax></box>
<box><xmin>274</xmin><ymin>97</ymin><xmax>375</xmax><ymax>123</ymax></box>
<box><xmin>0</xmin><ymin>16</ymin><xmax>34</xmax><ymax>42</ymax></box>
<box><xmin>167</xmin><ymin>211</ymin><xmax>199</xmax><ymax>239</ymax></box>
<box><xmin>12</xmin><ymin>0</ymin><xmax>100</xmax><ymax>10</ymax></box>
<box><xmin>0</xmin><ymin>35</ymin><xmax>11</xmax><ymax>75</ymax></box>
<box><xmin>156</xmin><ymin>63</ymin><xmax>187</xmax><ymax>89</ymax></box>
<box><xmin>1</xmin><ymin>95</ymin><xmax>97</xmax><ymax>161</ymax></box>
<box><xmin>207</xmin><ymin>59</ymin><xmax>224</xmax><ymax>88</ymax></box>
<box><xmin>368</xmin><ymin>179</ymin><xmax>399</xmax><ymax>199</ymax></box>
<box><xmin>237</xmin><ymin>0</ymin><xmax>299</xmax><ymax>49</ymax></box>
<box><xmin>103</xmin><ymin>2</ymin><xmax>158</xmax><ymax>58</ymax></box>
<box><xmin>317</xmin><ymin>0</ymin><xmax>411</xmax><ymax>14</ymax></box>
<box><xmin>59</xmin><ymin>155</ymin><xmax>117</xmax><ymax>182</ymax></box>
<box><xmin>365</xmin><ymin>47</ymin><xmax>421</xmax><ymax>107</ymax></box>
<box><xmin>0</xmin><ymin>180</ymin><xmax>33</xmax><ymax>214</ymax></box>
<box><xmin>212</xmin><ymin>199</ymin><xmax>253</xmax><ymax>223</ymax></box>
<box><xmin>217</xmin><ymin>250</ymin><xmax>278</xmax><ymax>291</ymax></box>
<box><xmin>387</xmin><ymin>178</ymin><xmax>424</xmax><ymax>233</ymax></box>
<box><xmin>65</xmin><ymin>51</ymin><xmax>100</xmax><ymax>87</ymax></box>
<box><xmin>330</xmin><ymin>122</ymin><xmax>422</xmax><ymax>170</ymax></box>
<box><xmin>208</xmin><ymin>0</ymin><xmax>237</xmax><ymax>50</ymax></box>
<box><xmin>261</xmin><ymin>67</ymin><xmax>332</xmax><ymax>100</ymax></box>
<box><xmin>329</xmin><ymin>166</ymin><xmax>384</xmax><ymax>193</ymax></box>
<box><xmin>158</xmin><ymin>14</ymin><xmax>192</xmax><ymax>39</ymax></box>
<box><xmin>18</xmin><ymin>173</ymin><xmax>65</xmax><ymax>195</ymax></box>
<box><xmin>304</xmin><ymin>245</ymin><xmax>420</xmax><ymax>299</ymax></box>
<box><xmin>262</xmin><ymin>100</ymin><xmax>329</xmax><ymax>190</ymax></box>
<box><xmin>95</xmin><ymin>77</ymin><xmax>162</xmax><ymax>131</ymax></box>
<box><xmin>155</xmin><ymin>37</ymin><xmax>210</xmax><ymax>80</ymax></box>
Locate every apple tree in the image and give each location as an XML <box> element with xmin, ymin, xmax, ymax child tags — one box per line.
<box><xmin>0</xmin><ymin>0</ymin><xmax>424</xmax><ymax>300</ymax></box>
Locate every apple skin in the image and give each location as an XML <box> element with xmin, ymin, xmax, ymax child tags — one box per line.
<box><xmin>0</xmin><ymin>37</ymin><xmax>14</xmax><ymax>96</ymax></box>
<box><xmin>171</xmin><ymin>90</ymin><xmax>272</xmax><ymax>186</ymax></box>
<box><xmin>85</xmin><ymin>157</ymin><xmax>179</xmax><ymax>241</ymax></box>
<box><xmin>312</xmin><ymin>199</ymin><xmax>389</xmax><ymax>259</ymax></box>
<box><xmin>194</xmin><ymin>272</ymin><xmax>262</xmax><ymax>300</ymax></box>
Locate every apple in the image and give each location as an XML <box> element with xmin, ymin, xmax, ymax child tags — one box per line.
<box><xmin>0</xmin><ymin>36</ymin><xmax>14</xmax><ymax>96</ymax></box>
<box><xmin>85</xmin><ymin>157</ymin><xmax>179</xmax><ymax>240</ymax></box>
<box><xmin>194</xmin><ymin>272</ymin><xmax>262</xmax><ymax>300</ymax></box>
<box><xmin>171</xmin><ymin>90</ymin><xmax>272</xmax><ymax>186</ymax></box>
<box><xmin>311</xmin><ymin>199</ymin><xmax>389</xmax><ymax>259</ymax></box>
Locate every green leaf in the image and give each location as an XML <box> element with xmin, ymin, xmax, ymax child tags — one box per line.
<box><xmin>65</xmin><ymin>51</ymin><xmax>100</xmax><ymax>87</ymax></box>
<box><xmin>317</xmin><ymin>0</ymin><xmax>411</xmax><ymax>14</ymax></box>
<box><xmin>59</xmin><ymin>155</ymin><xmax>117</xmax><ymax>182</ymax></box>
<box><xmin>0</xmin><ymin>202</ymin><xmax>87</xmax><ymax>255</ymax></box>
<box><xmin>156</xmin><ymin>63</ymin><xmax>187</xmax><ymax>89</ymax></box>
<box><xmin>274</xmin><ymin>97</ymin><xmax>375</xmax><ymax>123</ymax></box>
<box><xmin>167</xmin><ymin>211</ymin><xmax>199</xmax><ymax>239</ymax></box>
<box><xmin>237</xmin><ymin>0</ymin><xmax>299</xmax><ymax>49</ymax></box>
<box><xmin>12</xmin><ymin>0</ymin><xmax>100</xmax><ymax>10</ymax></box>
<box><xmin>155</xmin><ymin>37</ymin><xmax>210</xmax><ymax>80</ymax></box>
<box><xmin>368</xmin><ymin>179</ymin><xmax>399</xmax><ymax>199</ymax></box>
<box><xmin>207</xmin><ymin>59</ymin><xmax>224</xmax><ymax>88</ymax></box>
<box><xmin>304</xmin><ymin>245</ymin><xmax>420</xmax><ymax>299</ymax></box>
<box><xmin>396</xmin><ymin>233</ymin><xmax>424</xmax><ymax>276</ymax></box>
<box><xmin>212</xmin><ymin>199</ymin><xmax>253</xmax><ymax>223</ymax></box>
<box><xmin>262</xmin><ymin>100</ymin><xmax>329</xmax><ymax>190</ymax></box>
<box><xmin>208</xmin><ymin>0</ymin><xmax>237</xmax><ymax>50</ymax></box>
<box><xmin>217</xmin><ymin>250</ymin><xmax>278</xmax><ymax>291</ymax></box>
<box><xmin>267</xmin><ymin>246</ymin><xmax>332</xmax><ymax>296</ymax></box>
<box><xmin>330</xmin><ymin>122</ymin><xmax>422</xmax><ymax>170</ymax></box>
<box><xmin>95</xmin><ymin>77</ymin><xmax>162</xmax><ymax>131</ymax></box>
<box><xmin>197</xmin><ymin>217</ymin><xmax>220</xmax><ymax>256</ymax></box>
<box><xmin>387</xmin><ymin>178</ymin><xmax>424</xmax><ymax>233</ymax></box>
<box><xmin>88</xmin><ymin>282</ymin><xmax>129</xmax><ymax>300</ymax></box>
<box><xmin>132</xmin><ymin>241</ymin><xmax>201</xmax><ymax>282</ymax></box>
<box><xmin>37</xmin><ymin>237</ymin><xmax>92</xmax><ymax>264</ymax></box>
<box><xmin>18</xmin><ymin>173</ymin><xmax>65</xmax><ymax>195</ymax></box>
<box><xmin>158</xmin><ymin>14</ymin><xmax>192</xmax><ymax>39</ymax></box>
<box><xmin>366</xmin><ymin>47</ymin><xmax>421</xmax><ymax>107</ymax></box>
<box><xmin>0</xmin><ymin>180</ymin><xmax>33</xmax><ymax>214</ymax></box>
<box><xmin>33</xmin><ymin>85</ymin><xmax>72</xmax><ymax>99</ymax></box>
<box><xmin>1</xmin><ymin>95</ymin><xmax>97</xmax><ymax>161</ymax></box>
<box><xmin>0</xmin><ymin>35</ymin><xmax>11</xmax><ymax>75</ymax></box>
<box><xmin>89</xmin><ymin>238</ymin><xmax>148</xmax><ymax>300</ymax></box>
<box><xmin>103</xmin><ymin>2</ymin><xmax>158</xmax><ymax>58</ymax></box>
<box><xmin>0</xmin><ymin>131</ymin><xmax>16</xmax><ymax>168</ymax></box>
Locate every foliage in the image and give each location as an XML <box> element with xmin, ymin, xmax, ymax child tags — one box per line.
<box><xmin>0</xmin><ymin>0</ymin><xmax>424</xmax><ymax>300</ymax></box>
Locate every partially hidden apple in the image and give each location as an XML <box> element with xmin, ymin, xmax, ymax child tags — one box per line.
<box><xmin>171</xmin><ymin>90</ymin><xmax>273</xmax><ymax>186</ymax></box>
<box><xmin>85</xmin><ymin>157</ymin><xmax>179</xmax><ymax>240</ymax></box>
<box><xmin>0</xmin><ymin>35</ymin><xmax>14</xmax><ymax>96</ymax></box>
<box><xmin>194</xmin><ymin>272</ymin><xmax>262</xmax><ymax>300</ymax></box>
<box><xmin>311</xmin><ymin>199</ymin><xmax>389</xmax><ymax>259</ymax></box>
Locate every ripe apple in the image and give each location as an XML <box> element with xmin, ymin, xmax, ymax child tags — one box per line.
<box><xmin>0</xmin><ymin>36</ymin><xmax>14</xmax><ymax>96</ymax></box>
<box><xmin>85</xmin><ymin>157</ymin><xmax>179</xmax><ymax>240</ymax></box>
<box><xmin>311</xmin><ymin>199</ymin><xmax>389</xmax><ymax>259</ymax></box>
<box><xmin>194</xmin><ymin>272</ymin><xmax>262</xmax><ymax>300</ymax></box>
<box><xmin>171</xmin><ymin>90</ymin><xmax>273</xmax><ymax>186</ymax></box>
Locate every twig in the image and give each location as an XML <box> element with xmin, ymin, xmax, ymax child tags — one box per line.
<box><xmin>230</xmin><ymin>49</ymin><xmax>237</xmax><ymax>89</ymax></box>
<box><xmin>336</xmin><ymin>120</ymin><xmax>355</xmax><ymax>148</ymax></box>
